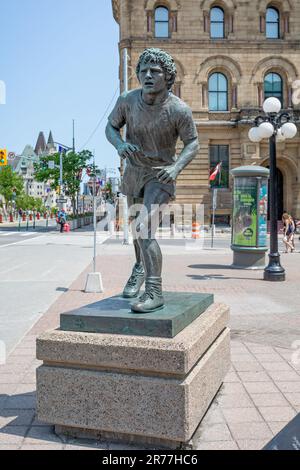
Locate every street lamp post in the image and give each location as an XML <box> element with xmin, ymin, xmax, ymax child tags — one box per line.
<box><xmin>248</xmin><ymin>97</ymin><xmax>298</xmax><ymax>282</ymax></box>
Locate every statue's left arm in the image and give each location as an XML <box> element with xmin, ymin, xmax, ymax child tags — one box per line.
<box><xmin>157</xmin><ymin>138</ymin><xmax>199</xmax><ymax>184</ymax></box>
<box><xmin>157</xmin><ymin>103</ymin><xmax>199</xmax><ymax>184</ymax></box>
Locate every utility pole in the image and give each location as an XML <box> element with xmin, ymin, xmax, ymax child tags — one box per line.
<box><xmin>72</xmin><ymin>119</ymin><xmax>75</xmax><ymax>153</ymax></box>
<box><xmin>122</xmin><ymin>48</ymin><xmax>130</xmax><ymax>245</ymax></box>
<box><xmin>84</xmin><ymin>151</ymin><xmax>103</xmax><ymax>293</ymax></box>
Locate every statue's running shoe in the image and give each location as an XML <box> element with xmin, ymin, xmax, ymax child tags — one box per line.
<box><xmin>123</xmin><ymin>263</ymin><xmax>145</xmax><ymax>298</ymax></box>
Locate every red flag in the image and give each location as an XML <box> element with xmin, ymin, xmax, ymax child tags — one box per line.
<box><xmin>209</xmin><ymin>162</ymin><xmax>222</xmax><ymax>181</ymax></box>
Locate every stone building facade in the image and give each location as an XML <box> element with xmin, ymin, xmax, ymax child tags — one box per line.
<box><xmin>112</xmin><ymin>0</ymin><xmax>300</xmax><ymax>224</ymax></box>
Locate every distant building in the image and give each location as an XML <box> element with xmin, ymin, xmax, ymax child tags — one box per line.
<box><xmin>9</xmin><ymin>131</ymin><xmax>57</xmax><ymax>208</ymax></box>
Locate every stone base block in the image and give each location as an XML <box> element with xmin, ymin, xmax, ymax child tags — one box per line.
<box><xmin>36</xmin><ymin>302</ymin><xmax>230</xmax><ymax>449</ymax></box>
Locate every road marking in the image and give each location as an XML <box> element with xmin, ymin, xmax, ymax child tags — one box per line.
<box><xmin>0</xmin><ymin>262</ymin><xmax>27</xmax><ymax>274</ymax></box>
<box><xmin>0</xmin><ymin>231</ymin><xmax>19</xmax><ymax>236</ymax></box>
<box><xmin>41</xmin><ymin>266</ymin><xmax>58</xmax><ymax>278</ymax></box>
<box><xmin>0</xmin><ymin>235</ymin><xmax>44</xmax><ymax>249</ymax></box>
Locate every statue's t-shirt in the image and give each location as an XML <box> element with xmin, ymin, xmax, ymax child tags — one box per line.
<box><xmin>108</xmin><ymin>89</ymin><xmax>198</xmax><ymax>198</ymax></box>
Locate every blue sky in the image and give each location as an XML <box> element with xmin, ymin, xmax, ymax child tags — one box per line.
<box><xmin>0</xmin><ymin>0</ymin><xmax>120</xmax><ymax>173</ymax></box>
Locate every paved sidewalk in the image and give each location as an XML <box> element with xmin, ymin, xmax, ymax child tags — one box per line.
<box><xmin>0</xmin><ymin>241</ymin><xmax>300</xmax><ymax>450</ymax></box>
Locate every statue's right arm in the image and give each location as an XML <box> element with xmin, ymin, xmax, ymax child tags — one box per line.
<box><xmin>105</xmin><ymin>122</ymin><xmax>139</xmax><ymax>159</ymax></box>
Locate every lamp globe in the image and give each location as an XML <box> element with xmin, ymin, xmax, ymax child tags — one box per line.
<box><xmin>263</xmin><ymin>97</ymin><xmax>282</xmax><ymax>114</ymax></box>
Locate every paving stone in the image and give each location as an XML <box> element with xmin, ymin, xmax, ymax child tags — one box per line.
<box><xmin>64</xmin><ymin>444</ymin><xmax>102</xmax><ymax>450</ymax></box>
<box><xmin>197</xmin><ymin>423</ymin><xmax>232</xmax><ymax>442</ymax></box>
<box><xmin>267</xmin><ymin>421</ymin><xmax>289</xmax><ymax>436</ymax></box>
<box><xmin>20</xmin><ymin>373</ymin><xmax>36</xmax><ymax>385</ymax></box>
<box><xmin>275</xmin><ymin>382</ymin><xmax>300</xmax><ymax>393</ymax></box>
<box><xmin>285</xmin><ymin>392</ymin><xmax>300</xmax><ymax>406</ymax></box>
<box><xmin>222</xmin><ymin>407</ymin><xmax>263</xmax><ymax>424</ymax></box>
<box><xmin>254</xmin><ymin>353</ymin><xmax>286</xmax><ymax>363</ymax></box>
<box><xmin>13</xmin><ymin>384</ymin><xmax>36</xmax><ymax>395</ymax></box>
<box><xmin>227</xmin><ymin>422</ymin><xmax>273</xmax><ymax>441</ymax></box>
<box><xmin>261</xmin><ymin>362</ymin><xmax>295</xmax><ymax>372</ymax></box>
<box><xmin>4</xmin><ymin>395</ymin><xmax>36</xmax><ymax>410</ymax></box>
<box><xmin>238</xmin><ymin>371</ymin><xmax>271</xmax><ymax>382</ymax></box>
<box><xmin>21</xmin><ymin>444</ymin><xmax>64</xmax><ymax>450</ymax></box>
<box><xmin>0</xmin><ymin>410</ymin><xmax>35</xmax><ymax>427</ymax></box>
<box><xmin>237</xmin><ymin>439</ymin><xmax>269</xmax><ymax>450</ymax></box>
<box><xmin>250</xmin><ymin>393</ymin><xmax>290</xmax><ymax>408</ymax></box>
<box><xmin>0</xmin><ymin>396</ymin><xmax>8</xmax><ymax>408</ymax></box>
<box><xmin>201</xmin><ymin>407</ymin><xmax>225</xmax><ymax>425</ymax></box>
<box><xmin>0</xmin><ymin>426</ymin><xmax>28</xmax><ymax>445</ymax></box>
<box><xmin>216</xmin><ymin>393</ymin><xmax>253</xmax><ymax>409</ymax></box>
<box><xmin>258</xmin><ymin>406</ymin><xmax>296</xmax><ymax>422</ymax></box>
<box><xmin>246</xmin><ymin>345</ymin><xmax>276</xmax><ymax>354</ymax></box>
<box><xmin>0</xmin><ymin>385</ymin><xmax>17</xmax><ymax>395</ymax></box>
<box><xmin>269</xmin><ymin>371</ymin><xmax>300</xmax><ymax>382</ymax></box>
<box><xmin>232</xmin><ymin>362</ymin><xmax>263</xmax><ymax>372</ymax></box>
<box><xmin>243</xmin><ymin>382</ymin><xmax>279</xmax><ymax>394</ymax></box>
<box><xmin>23</xmin><ymin>426</ymin><xmax>64</xmax><ymax>445</ymax></box>
<box><xmin>220</xmin><ymin>382</ymin><xmax>246</xmax><ymax>395</ymax></box>
<box><xmin>197</xmin><ymin>441</ymin><xmax>238</xmax><ymax>450</ymax></box>
<box><xmin>231</xmin><ymin>354</ymin><xmax>257</xmax><ymax>363</ymax></box>
<box><xmin>0</xmin><ymin>444</ymin><xmax>20</xmax><ymax>450</ymax></box>
<box><xmin>223</xmin><ymin>371</ymin><xmax>240</xmax><ymax>383</ymax></box>
<box><xmin>0</xmin><ymin>374</ymin><xmax>25</xmax><ymax>384</ymax></box>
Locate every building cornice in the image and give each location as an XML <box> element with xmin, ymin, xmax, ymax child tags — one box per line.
<box><xmin>119</xmin><ymin>38</ymin><xmax>300</xmax><ymax>51</ymax></box>
<box><xmin>112</xmin><ymin>0</ymin><xmax>120</xmax><ymax>24</ymax></box>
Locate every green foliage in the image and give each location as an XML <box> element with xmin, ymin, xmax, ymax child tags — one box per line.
<box><xmin>15</xmin><ymin>194</ymin><xmax>46</xmax><ymax>212</ymax></box>
<box><xmin>0</xmin><ymin>166</ymin><xmax>24</xmax><ymax>206</ymax></box>
<box><xmin>34</xmin><ymin>150</ymin><xmax>94</xmax><ymax>206</ymax></box>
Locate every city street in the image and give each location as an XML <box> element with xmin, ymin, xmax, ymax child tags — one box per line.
<box><xmin>0</xmin><ymin>225</ymin><xmax>109</xmax><ymax>355</ymax></box>
<box><xmin>0</xmin><ymin>225</ymin><xmax>300</xmax><ymax>450</ymax></box>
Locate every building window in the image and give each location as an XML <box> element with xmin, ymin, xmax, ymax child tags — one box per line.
<box><xmin>210</xmin><ymin>7</ymin><xmax>224</xmax><ymax>39</ymax></box>
<box><xmin>155</xmin><ymin>6</ymin><xmax>169</xmax><ymax>38</ymax></box>
<box><xmin>209</xmin><ymin>145</ymin><xmax>229</xmax><ymax>188</ymax></box>
<box><xmin>266</xmin><ymin>7</ymin><xmax>280</xmax><ymax>39</ymax></box>
<box><xmin>264</xmin><ymin>72</ymin><xmax>283</xmax><ymax>104</ymax></box>
<box><xmin>208</xmin><ymin>73</ymin><xmax>228</xmax><ymax>111</ymax></box>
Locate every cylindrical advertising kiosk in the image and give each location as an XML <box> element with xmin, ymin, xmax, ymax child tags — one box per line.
<box><xmin>231</xmin><ymin>166</ymin><xmax>270</xmax><ymax>269</ymax></box>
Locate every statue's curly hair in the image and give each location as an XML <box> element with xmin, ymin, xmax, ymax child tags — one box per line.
<box><xmin>136</xmin><ymin>48</ymin><xmax>177</xmax><ymax>90</ymax></box>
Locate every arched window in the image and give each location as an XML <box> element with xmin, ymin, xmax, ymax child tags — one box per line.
<box><xmin>266</xmin><ymin>7</ymin><xmax>280</xmax><ymax>39</ymax></box>
<box><xmin>210</xmin><ymin>7</ymin><xmax>225</xmax><ymax>39</ymax></box>
<box><xmin>155</xmin><ymin>6</ymin><xmax>169</xmax><ymax>38</ymax></box>
<box><xmin>264</xmin><ymin>72</ymin><xmax>283</xmax><ymax>104</ymax></box>
<box><xmin>209</xmin><ymin>73</ymin><xmax>228</xmax><ymax>111</ymax></box>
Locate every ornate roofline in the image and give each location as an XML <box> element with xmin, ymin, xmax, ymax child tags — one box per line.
<box><xmin>112</xmin><ymin>0</ymin><xmax>120</xmax><ymax>24</ymax></box>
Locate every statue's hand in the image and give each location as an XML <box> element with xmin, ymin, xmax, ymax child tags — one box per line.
<box><xmin>155</xmin><ymin>164</ymin><xmax>180</xmax><ymax>184</ymax></box>
<box><xmin>117</xmin><ymin>142</ymin><xmax>140</xmax><ymax>160</ymax></box>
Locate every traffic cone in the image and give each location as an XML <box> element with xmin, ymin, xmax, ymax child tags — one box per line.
<box><xmin>192</xmin><ymin>222</ymin><xmax>200</xmax><ymax>239</ymax></box>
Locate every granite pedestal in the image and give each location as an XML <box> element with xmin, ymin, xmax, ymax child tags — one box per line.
<box><xmin>36</xmin><ymin>293</ymin><xmax>231</xmax><ymax>449</ymax></box>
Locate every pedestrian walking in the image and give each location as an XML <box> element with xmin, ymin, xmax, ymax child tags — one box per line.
<box><xmin>57</xmin><ymin>209</ymin><xmax>67</xmax><ymax>233</ymax></box>
<box><xmin>282</xmin><ymin>212</ymin><xmax>295</xmax><ymax>253</ymax></box>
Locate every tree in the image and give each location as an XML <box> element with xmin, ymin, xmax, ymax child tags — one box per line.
<box><xmin>15</xmin><ymin>194</ymin><xmax>46</xmax><ymax>212</ymax></box>
<box><xmin>0</xmin><ymin>166</ymin><xmax>24</xmax><ymax>212</ymax></box>
<box><xmin>34</xmin><ymin>150</ymin><xmax>94</xmax><ymax>214</ymax></box>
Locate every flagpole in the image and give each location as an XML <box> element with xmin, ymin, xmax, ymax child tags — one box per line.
<box><xmin>210</xmin><ymin>162</ymin><xmax>222</xmax><ymax>249</ymax></box>
<box><xmin>211</xmin><ymin>188</ymin><xmax>216</xmax><ymax>248</ymax></box>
